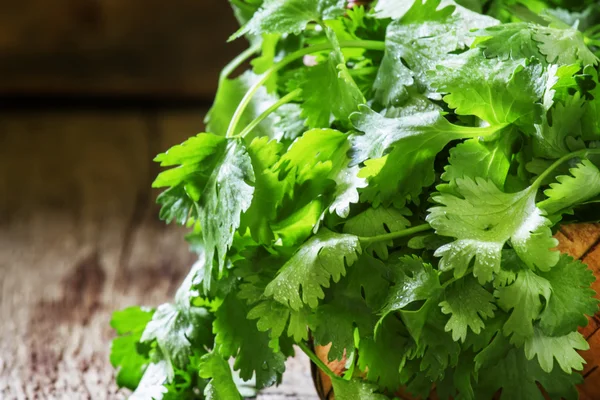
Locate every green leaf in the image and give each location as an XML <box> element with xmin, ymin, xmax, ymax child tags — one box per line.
<box><xmin>524</xmin><ymin>328</ymin><xmax>588</xmax><ymax>373</ymax></box>
<box><xmin>300</xmin><ymin>31</ymin><xmax>365</xmax><ymax>129</ymax></box>
<box><xmin>430</xmin><ymin>50</ymin><xmax>547</xmax><ymax>127</ymax></box>
<box><xmin>110</xmin><ymin>307</ymin><xmax>154</xmax><ymax>390</ymax></box>
<box><xmin>198</xmin><ymin>351</ymin><xmax>243</xmax><ymax>400</ymax></box>
<box><xmin>214</xmin><ymin>293</ymin><xmax>287</xmax><ymax>389</ymax></box>
<box><xmin>538</xmin><ymin>159</ymin><xmax>600</xmax><ymax>215</ymax></box>
<box><xmin>129</xmin><ymin>360</ymin><xmax>170</xmax><ymax>400</ymax></box>
<box><xmin>373</xmin><ymin>1</ymin><xmax>497</xmax><ymax>105</ymax></box>
<box><xmin>330</xmin><ymin>378</ymin><xmax>389</xmax><ymax>400</ymax></box>
<box><xmin>231</xmin><ymin>0</ymin><xmax>346</xmax><ymax>40</ymax></box>
<box><xmin>153</xmin><ymin>136</ymin><xmax>255</xmax><ymax>288</ymax></box>
<box><xmin>428</xmin><ymin>178</ymin><xmax>559</xmax><ymax>284</ymax></box>
<box><xmin>343</xmin><ymin>206</ymin><xmax>411</xmax><ymax>259</ymax></box>
<box><xmin>531</xmin><ymin>95</ymin><xmax>587</xmax><ymax>159</ymax></box>
<box><xmin>441</xmin><ymin>132</ymin><xmax>517</xmax><ymax>192</ymax></box>
<box><xmin>264</xmin><ymin>229</ymin><xmax>362</xmax><ymax>310</ymax></box>
<box><xmin>538</xmin><ymin>254</ymin><xmax>599</xmax><ymax>336</ymax></box>
<box><xmin>439</xmin><ymin>276</ymin><xmax>497</xmax><ymax>342</ymax></box>
<box><xmin>141</xmin><ymin>303</ymin><xmax>213</xmax><ymax>378</ymax></box>
<box><xmin>475</xmin><ymin>339</ymin><xmax>582</xmax><ymax>400</ymax></box>
<box><xmin>495</xmin><ymin>269</ymin><xmax>551</xmax><ymax>345</ymax></box>
<box><xmin>380</xmin><ymin>256</ymin><xmax>442</xmax><ymax>320</ymax></box>
<box><xmin>309</xmin><ymin>288</ymin><xmax>375</xmax><ymax>361</ymax></box>
<box><xmin>358</xmin><ymin>317</ymin><xmax>410</xmax><ymax>391</ymax></box>
<box><xmin>350</xmin><ymin>105</ymin><xmax>501</xmax><ymax>206</ymax></box>
<box><xmin>475</xmin><ymin>22</ymin><xmax>599</xmax><ymax>66</ymax></box>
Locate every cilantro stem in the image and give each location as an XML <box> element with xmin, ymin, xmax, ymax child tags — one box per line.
<box><xmin>220</xmin><ymin>43</ymin><xmax>261</xmax><ymax>81</ymax></box>
<box><xmin>359</xmin><ymin>223</ymin><xmax>432</xmax><ymax>245</ymax></box>
<box><xmin>531</xmin><ymin>148</ymin><xmax>600</xmax><ymax>190</ymax></box>
<box><xmin>225</xmin><ymin>40</ymin><xmax>386</xmax><ymax>138</ymax></box>
<box><xmin>235</xmin><ymin>88</ymin><xmax>303</xmax><ymax>138</ymax></box>
<box><xmin>297</xmin><ymin>341</ymin><xmax>339</xmax><ymax>381</ymax></box>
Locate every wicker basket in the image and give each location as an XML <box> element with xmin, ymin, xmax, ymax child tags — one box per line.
<box><xmin>312</xmin><ymin>223</ymin><xmax>600</xmax><ymax>400</ymax></box>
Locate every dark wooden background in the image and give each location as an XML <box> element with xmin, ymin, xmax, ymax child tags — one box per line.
<box><xmin>0</xmin><ymin>2</ymin><xmax>318</xmax><ymax>399</ymax></box>
<box><xmin>0</xmin><ymin>0</ymin><xmax>246</xmax><ymax>97</ymax></box>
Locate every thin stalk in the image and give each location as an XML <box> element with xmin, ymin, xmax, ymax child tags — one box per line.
<box><xmin>225</xmin><ymin>40</ymin><xmax>386</xmax><ymax>137</ymax></box>
<box><xmin>220</xmin><ymin>43</ymin><xmax>261</xmax><ymax>81</ymax></box>
<box><xmin>298</xmin><ymin>341</ymin><xmax>339</xmax><ymax>381</ymax></box>
<box><xmin>531</xmin><ymin>148</ymin><xmax>600</xmax><ymax>191</ymax></box>
<box><xmin>235</xmin><ymin>88</ymin><xmax>302</xmax><ymax>138</ymax></box>
<box><xmin>359</xmin><ymin>223</ymin><xmax>432</xmax><ymax>246</ymax></box>
<box><xmin>442</xmin><ymin>268</ymin><xmax>474</xmax><ymax>289</ymax></box>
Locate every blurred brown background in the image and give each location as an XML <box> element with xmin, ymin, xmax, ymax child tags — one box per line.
<box><xmin>0</xmin><ymin>2</ymin><xmax>316</xmax><ymax>399</ymax></box>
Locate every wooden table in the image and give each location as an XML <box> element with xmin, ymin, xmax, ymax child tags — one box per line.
<box><xmin>0</xmin><ymin>108</ymin><xmax>317</xmax><ymax>399</ymax></box>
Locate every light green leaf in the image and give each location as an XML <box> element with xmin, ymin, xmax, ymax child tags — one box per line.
<box><xmin>264</xmin><ymin>229</ymin><xmax>362</xmax><ymax>310</ymax></box>
<box><xmin>439</xmin><ymin>276</ymin><xmax>496</xmax><ymax>342</ymax></box>
<box><xmin>343</xmin><ymin>206</ymin><xmax>411</xmax><ymax>259</ymax></box>
<box><xmin>431</xmin><ymin>50</ymin><xmax>547</xmax><ymax>127</ymax></box>
<box><xmin>539</xmin><ymin>254</ymin><xmax>599</xmax><ymax>336</ymax></box>
<box><xmin>331</xmin><ymin>378</ymin><xmax>389</xmax><ymax>400</ymax></box>
<box><xmin>524</xmin><ymin>328</ymin><xmax>588</xmax><ymax>373</ymax></box>
<box><xmin>198</xmin><ymin>351</ymin><xmax>243</xmax><ymax>400</ymax></box>
<box><xmin>231</xmin><ymin>0</ymin><xmax>346</xmax><ymax>40</ymax></box>
<box><xmin>538</xmin><ymin>159</ymin><xmax>600</xmax><ymax>215</ymax></box>
<box><xmin>495</xmin><ymin>269</ymin><xmax>551</xmax><ymax>346</ymax></box>
<box><xmin>428</xmin><ymin>178</ymin><xmax>559</xmax><ymax>284</ymax></box>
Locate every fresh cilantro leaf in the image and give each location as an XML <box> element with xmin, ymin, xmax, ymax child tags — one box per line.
<box><xmin>475</xmin><ymin>22</ymin><xmax>599</xmax><ymax>66</ymax></box>
<box><xmin>129</xmin><ymin>360</ymin><xmax>170</xmax><ymax>400</ymax></box>
<box><xmin>274</xmin><ymin>103</ymin><xmax>306</xmax><ymax>140</ymax></box>
<box><xmin>141</xmin><ymin>302</ymin><xmax>213</xmax><ymax>378</ymax></box>
<box><xmin>475</xmin><ymin>335</ymin><xmax>582</xmax><ymax>400</ymax></box>
<box><xmin>358</xmin><ymin>317</ymin><xmax>410</xmax><ymax>391</ymax></box>
<box><xmin>441</xmin><ymin>131</ymin><xmax>518</xmax><ymax>192</ymax></box>
<box><xmin>198</xmin><ymin>351</ymin><xmax>243</xmax><ymax>400</ymax></box>
<box><xmin>430</xmin><ymin>50</ymin><xmax>547</xmax><ymax>127</ymax></box>
<box><xmin>300</xmin><ymin>29</ymin><xmax>365</xmax><ymax>129</ymax></box>
<box><xmin>524</xmin><ymin>328</ymin><xmax>588</xmax><ymax>373</ymax></box>
<box><xmin>343</xmin><ymin>206</ymin><xmax>411</xmax><ymax>259</ymax></box>
<box><xmin>538</xmin><ymin>254</ymin><xmax>599</xmax><ymax>335</ymax></box>
<box><xmin>350</xmin><ymin>105</ymin><xmax>504</xmax><ymax>206</ymax></box>
<box><xmin>538</xmin><ymin>159</ymin><xmax>600</xmax><ymax>215</ymax></box>
<box><xmin>214</xmin><ymin>293</ymin><xmax>287</xmax><ymax>389</ymax></box>
<box><xmin>154</xmin><ymin>136</ymin><xmax>255</xmax><ymax>288</ymax></box>
<box><xmin>495</xmin><ymin>268</ymin><xmax>551</xmax><ymax>345</ymax></box>
<box><xmin>264</xmin><ymin>229</ymin><xmax>362</xmax><ymax>309</ymax></box>
<box><xmin>531</xmin><ymin>95</ymin><xmax>587</xmax><ymax>159</ymax></box>
<box><xmin>373</xmin><ymin>0</ymin><xmax>497</xmax><ymax>105</ymax></box>
<box><xmin>439</xmin><ymin>276</ymin><xmax>497</xmax><ymax>342</ymax></box>
<box><xmin>309</xmin><ymin>287</ymin><xmax>375</xmax><ymax>360</ymax></box>
<box><xmin>231</xmin><ymin>0</ymin><xmax>346</xmax><ymax>40</ymax></box>
<box><xmin>379</xmin><ymin>256</ymin><xmax>442</xmax><ymax>321</ymax></box>
<box><xmin>110</xmin><ymin>307</ymin><xmax>155</xmax><ymax>390</ymax></box>
<box><xmin>428</xmin><ymin>178</ymin><xmax>559</xmax><ymax>284</ymax></box>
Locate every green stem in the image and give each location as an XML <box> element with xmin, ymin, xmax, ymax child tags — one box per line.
<box><xmin>220</xmin><ymin>43</ymin><xmax>261</xmax><ymax>81</ymax></box>
<box><xmin>442</xmin><ymin>268</ymin><xmax>473</xmax><ymax>289</ymax></box>
<box><xmin>235</xmin><ymin>88</ymin><xmax>302</xmax><ymax>138</ymax></box>
<box><xmin>348</xmin><ymin>66</ymin><xmax>380</xmax><ymax>77</ymax></box>
<box><xmin>531</xmin><ymin>149</ymin><xmax>600</xmax><ymax>191</ymax></box>
<box><xmin>359</xmin><ymin>223</ymin><xmax>433</xmax><ymax>245</ymax></box>
<box><xmin>298</xmin><ymin>341</ymin><xmax>339</xmax><ymax>381</ymax></box>
<box><xmin>225</xmin><ymin>40</ymin><xmax>386</xmax><ymax>138</ymax></box>
<box><xmin>461</xmin><ymin>123</ymin><xmax>510</xmax><ymax>139</ymax></box>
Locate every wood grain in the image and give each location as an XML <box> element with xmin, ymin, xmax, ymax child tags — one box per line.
<box><xmin>0</xmin><ymin>0</ymin><xmax>246</xmax><ymax>97</ymax></box>
<box><xmin>0</xmin><ymin>110</ymin><xmax>317</xmax><ymax>399</ymax></box>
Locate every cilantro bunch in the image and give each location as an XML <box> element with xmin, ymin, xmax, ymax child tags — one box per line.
<box><xmin>110</xmin><ymin>0</ymin><xmax>600</xmax><ymax>399</ymax></box>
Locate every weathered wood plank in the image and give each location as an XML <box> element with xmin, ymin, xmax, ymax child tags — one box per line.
<box><xmin>0</xmin><ymin>0</ymin><xmax>246</xmax><ymax>97</ymax></box>
<box><xmin>0</xmin><ymin>110</ymin><xmax>317</xmax><ymax>399</ymax></box>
